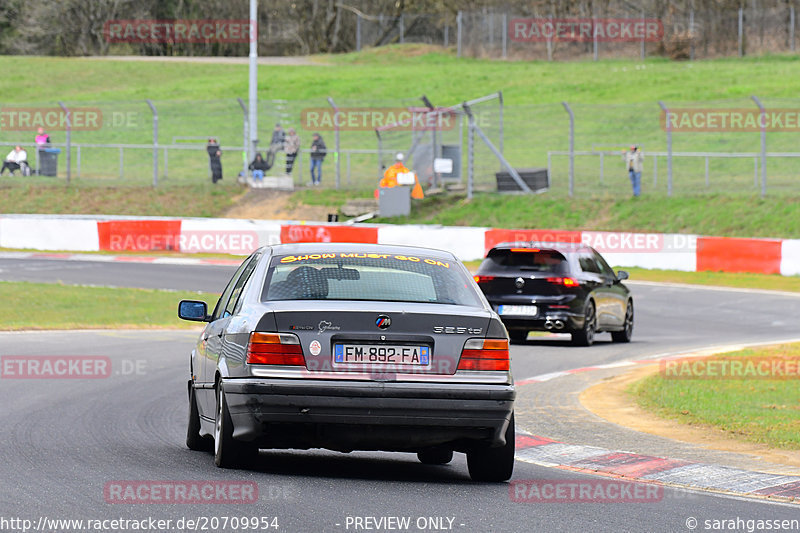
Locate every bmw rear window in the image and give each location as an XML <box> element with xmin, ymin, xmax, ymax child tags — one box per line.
<box><xmin>484</xmin><ymin>249</ymin><xmax>569</xmax><ymax>274</ymax></box>
<box><xmin>262</xmin><ymin>252</ymin><xmax>483</xmax><ymax>306</ymax></box>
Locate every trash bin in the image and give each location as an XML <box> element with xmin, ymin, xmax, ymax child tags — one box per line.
<box><xmin>39</xmin><ymin>148</ymin><xmax>60</xmax><ymax>177</ymax></box>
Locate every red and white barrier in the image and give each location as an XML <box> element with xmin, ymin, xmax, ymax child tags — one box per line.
<box><xmin>0</xmin><ymin>214</ymin><xmax>798</xmax><ymax>276</ymax></box>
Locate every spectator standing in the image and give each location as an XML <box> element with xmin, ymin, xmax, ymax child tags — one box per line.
<box><xmin>624</xmin><ymin>145</ymin><xmax>644</xmax><ymax>197</ymax></box>
<box><xmin>207</xmin><ymin>138</ymin><xmax>222</xmax><ymax>184</ymax></box>
<box><xmin>309</xmin><ymin>133</ymin><xmax>326</xmax><ymax>186</ymax></box>
<box><xmin>249</xmin><ymin>152</ymin><xmax>269</xmax><ymax>181</ymax></box>
<box><xmin>34</xmin><ymin>127</ymin><xmax>50</xmax><ymax>175</ymax></box>
<box><xmin>284</xmin><ymin>128</ymin><xmax>300</xmax><ymax>175</ymax></box>
<box><xmin>265</xmin><ymin>123</ymin><xmax>285</xmax><ymax>169</ymax></box>
<box><xmin>1</xmin><ymin>146</ymin><xmax>28</xmax><ymax>176</ymax></box>
<box><xmin>34</xmin><ymin>127</ymin><xmax>50</xmax><ymax>147</ymax></box>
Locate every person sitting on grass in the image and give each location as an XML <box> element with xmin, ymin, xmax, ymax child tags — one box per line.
<box><xmin>1</xmin><ymin>146</ymin><xmax>28</xmax><ymax>176</ymax></box>
<box><xmin>249</xmin><ymin>152</ymin><xmax>269</xmax><ymax>181</ymax></box>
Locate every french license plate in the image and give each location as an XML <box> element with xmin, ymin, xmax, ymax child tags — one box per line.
<box><xmin>334</xmin><ymin>344</ymin><xmax>429</xmax><ymax>365</ymax></box>
<box><xmin>498</xmin><ymin>305</ymin><xmax>538</xmax><ymax>316</ymax></box>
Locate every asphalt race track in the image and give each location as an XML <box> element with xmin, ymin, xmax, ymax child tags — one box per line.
<box><xmin>1</xmin><ymin>258</ymin><xmax>800</xmax><ymax>532</ymax></box>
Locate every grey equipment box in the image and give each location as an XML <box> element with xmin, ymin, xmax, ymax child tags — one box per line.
<box><xmin>378</xmin><ymin>186</ymin><xmax>411</xmax><ymax>217</ymax></box>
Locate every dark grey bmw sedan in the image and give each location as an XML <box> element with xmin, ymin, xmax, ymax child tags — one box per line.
<box><xmin>179</xmin><ymin>243</ymin><xmax>515</xmax><ymax>482</ymax></box>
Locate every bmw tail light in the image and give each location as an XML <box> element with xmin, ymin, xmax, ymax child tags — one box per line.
<box><xmin>547</xmin><ymin>277</ymin><xmax>579</xmax><ymax>287</ymax></box>
<box><xmin>457</xmin><ymin>338</ymin><xmax>510</xmax><ymax>371</ymax></box>
<box><xmin>474</xmin><ymin>275</ymin><xmax>495</xmax><ymax>284</ymax></box>
<box><xmin>246</xmin><ymin>332</ymin><xmax>305</xmax><ymax>366</ymax></box>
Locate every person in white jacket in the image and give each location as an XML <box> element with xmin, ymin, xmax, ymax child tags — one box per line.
<box><xmin>624</xmin><ymin>145</ymin><xmax>644</xmax><ymax>197</ymax></box>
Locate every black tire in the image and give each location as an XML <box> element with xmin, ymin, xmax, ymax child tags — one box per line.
<box><xmin>417</xmin><ymin>447</ymin><xmax>454</xmax><ymax>465</ymax></box>
<box><xmin>467</xmin><ymin>413</ymin><xmax>515</xmax><ymax>482</ymax></box>
<box><xmin>214</xmin><ymin>383</ymin><xmax>257</xmax><ymax>468</ymax></box>
<box><xmin>508</xmin><ymin>330</ymin><xmax>528</xmax><ymax>344</ymax></box>
<box><xmin>571</xmin><ymin>301</ymin><xmax>597</xmax><ymax>347</ymax></box>
<box><xmin>186</xmin><ymin>384</ymin><xmax>212</xmax><ymax>452</ymax></box>
<box><xmin>611</xmin><ymin>301</ymin><xmax>634</xmax><ymax>343</ymax></box>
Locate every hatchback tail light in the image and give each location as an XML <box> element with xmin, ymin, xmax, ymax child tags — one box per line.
<box><xmin>474</xmin><ymin>275</ymin><xmax>495</xmax><ymax>284</ymax></box>
<box><xmin>546</xmin><ymin>277</ymin><xmax>579</xmax><ymax>287</ymax></box>
<box><xmin>457</xmin><ymin>338</ymin><xmax>510</xmax><ymax>371</ymax></box>
<box><xmin>246</xmin><ymin>332</ymin><xmax>305</xmax><ymax>366</ymax></box>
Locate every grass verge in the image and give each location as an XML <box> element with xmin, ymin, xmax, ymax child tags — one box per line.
<box><xmin>0</xmin><ymin>281</ymin><xmax>218</xmax><ymax>330</ymax></box>
<box><xmin>621</xmin><ymin>267</ymin><xmax>800</xmax><ymax>293</ymax></box>
<box><xmin>629</xmin><ymin>343</ymin><xmax>800</xmax><ymax>450</ymax></box>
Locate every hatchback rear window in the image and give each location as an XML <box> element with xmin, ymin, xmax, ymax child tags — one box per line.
<box><xmin>484</xmin><ymin>249</ymin><xmax>569</xmax><ymax>274</ymax></box>
<box><xmin>262</xmin><ymin>252</ymin><xmax>483</xmax><ymax>306</ymax></box>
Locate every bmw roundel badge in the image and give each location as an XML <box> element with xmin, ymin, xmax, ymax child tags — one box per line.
<box><xmin>376</xmin><ymin>315</ymin><xmax>392</xmax><ymax>329</ymax></box>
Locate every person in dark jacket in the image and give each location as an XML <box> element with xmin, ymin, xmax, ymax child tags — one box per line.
<box><xmin>309</xmin><ymin>133</ymin><xmax>326</xmax><ymax>186</ymax></box>
<box><xmin>249</xmin><ymin>152</ymin><xmax>269</xmax><ymax>181</ymax></box>
<box><xmin>207</xmin><ymin>138</ymin><xmax>222</xmax><ymax>183</ymax></box>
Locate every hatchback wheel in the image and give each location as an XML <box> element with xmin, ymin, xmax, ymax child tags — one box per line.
<box><xmin>571</xmin><ymin>301</ymin><xmax>596</xmax><ymax>346</ymax></box>
<box><xmin>611</xmin><ymin>301</ymin><xmax>634</xmax><ymax>343</ymax></box>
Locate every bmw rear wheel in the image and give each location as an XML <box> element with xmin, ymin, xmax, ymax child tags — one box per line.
<box><xmin>466</xmin><ymin>413</ymin><xmax>515</xmax><ymax>482</ymax></box>
<box><xmin>418</xmin><ymin>447</ymin><xmax>454</xmax><ymax>465</ymax></box>
<box><xmin>214</xmin><ymin>383</ymin><xmax>257</xmax><ymax>468</ymax></box>
<box><xmin>186</xmin><ymin>383</ymin><xmax>212</xmax><ymax>452</ymax></box>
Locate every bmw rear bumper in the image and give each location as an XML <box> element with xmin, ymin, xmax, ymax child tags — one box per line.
<box><xmin>222</xmin><ymin>378</ymin><xmax>515</xmax><ymax>452</ymax></box>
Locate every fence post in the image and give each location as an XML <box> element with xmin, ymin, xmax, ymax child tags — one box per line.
<box><xmin>751</xmin><ymin>95</ymin><xmax>767</xmax><ymax>197</ymax></box>
<box><xmin>658</xmin><ymin>101</ymin><xmax>672</xmax><ymax>196</ymax></box>
<box><xmin>562</xmin><ymin>102</ymin><xmax>575</xmax><ymax>197</ymax></box>
<box><xmin>163</xmin><ymin>147</ymin><xmax>168</xmax><ymax>180</ymax></box>
<box><xmin>457</xmin><ymin>11</ymin><xmax>462</xmax><ymax>57</ymax></box>
<box><xmin>593</xmin><ymin>13</ymin><xmax>598</xmax><ymax>61</ymax></box>
<box><xmin>444</xmin><ymin>24</ymin><xmax>448</xmax><ymax>47</ymax></box>
<box><xmin>58</xmin><ymin>101</ymin><xmax>71</xmax><ymax>184</ymax></box>
<box><xmin>146</xmin><ymin>99</ymin><xmax>158</xmax><ymax>187</ymax></box>
<box><xmin>399</xmin><ymin>14</ymin><xmax>404</xmax><ymax>44</ymax></box>
<box><xmin>498</xmin><ymin>91</ymin><xmax>504</xmax><ymax>156</ymax></box>
<box><xmin>546</xmin><ymin>14</ymin><xmax>553</xmax><ymax>61</ymax></box>
<box><xmin>356</xmin><ymin>13</ymin><xmax>362</xmax><ymax>51</ymax></box>
<box><xmin>689</xmin><ymin>9</ymin><xmax>695</xmax><ymax>60</ymax></box>
<box><xmin>237</xmin><ymin>97</ymin><xmax>249</xmax><ymax>179</ymax></box>
<box><xmin>327</xmin><ymin>97</ymin><xmax>341</xmax><ymax>188</ymax></box>
<box><xmin>502</xmin><ymin>13</ymin><xmax>508</xmax><ymax>58</ymax></box>
<box><xmin>467</xmin><ymin>111</ymin><xmax>474</xmax><ymax>200</ymax></box>
<box><xmin>738</xmin><ymin>8</ymin><xmax>744</xmax><ymax>57</ymax></box>
<box><xmin>640</xmin><ymin>10</ymin><xmax>645</xmax><ymax>60</ymax></box>
<box><xmin>791</xmin><ymin>6</ymin><xmax>796</xmax><ymax>52</ymax></box>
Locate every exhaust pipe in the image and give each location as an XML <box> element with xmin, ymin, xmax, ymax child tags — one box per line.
<box><xmin>553</xmin><ymin>320</ymin><xmax>565</xmax><ymax>330</ymax></box>
<box><xmin>544</xmin><ymin>320</ymin><xmax>554</xmax><ymax>330</ymax></box>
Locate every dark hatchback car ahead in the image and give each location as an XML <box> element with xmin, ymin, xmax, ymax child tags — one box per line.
<box><xmin>474</xmin><ymin>242</ymin><xmax>633</xmax><ymax>346</ymax></box>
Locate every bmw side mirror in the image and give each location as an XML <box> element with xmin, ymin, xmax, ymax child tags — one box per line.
<box><xmin>178</xmin><ymin>300</ymin><xmax>209</xmax><ymax>322</ymax></box>
<box><xmin>616</xmin><ymin>271</ymin><xmax>629</xmax><ymax>281</ymax></box>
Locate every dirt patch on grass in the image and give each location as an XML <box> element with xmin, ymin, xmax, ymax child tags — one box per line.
<box><xmin>223</xmin><ymin>189</ymin><xmax>334</xmax><ymax>221</ymax></box>
<box><xmin>580</xmin><ymin>365</ymin><xmax>800</xmax><ymax>472</ymax></box>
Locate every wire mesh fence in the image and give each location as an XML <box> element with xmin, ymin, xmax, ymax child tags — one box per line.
<box><xmin>2</xmin><ymin>96</ymin><xmax>800</xmax><ymax>196</ymax></box>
